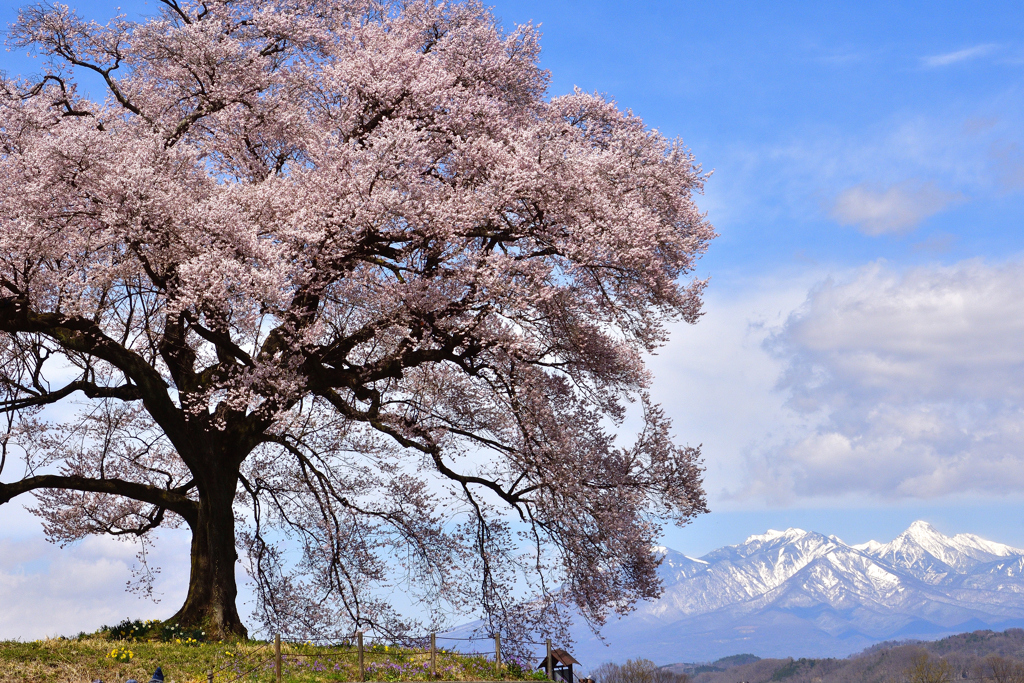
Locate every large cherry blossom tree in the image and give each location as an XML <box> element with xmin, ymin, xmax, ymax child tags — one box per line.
<box><xmin>0</xmin><ymin>0</ymin><xmax>713</xmax><ymax>640</ymax></box>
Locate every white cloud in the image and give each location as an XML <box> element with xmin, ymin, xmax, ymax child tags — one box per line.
<box><xmin>830</xmin><ymin>181</ymin><xmax>961</xmax><ymax>235</ymax></box>
<box><xmin>752</xmin><ymin>258</ymin><xmax>1024</xmax><ymax>501</ymax></box>
<box><xmin>0</xmin><ymin>504</ymin><xmax>193</xmax><ymax>639</ymax></box>
<box><xmin>648</xmin><ymin>272</ymin><xmax>824</xmax><ymax>504</ymax></box>
<box><xmin>922</xmin><ymin>44</ymin><xmax>998</xmax><ymax>68</ymax></box>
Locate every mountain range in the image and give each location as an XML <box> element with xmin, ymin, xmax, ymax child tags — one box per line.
<box><xmin>568</xmin><ymin>521</ymin><xmax>1024</xmax><ymax>667</ymax></box>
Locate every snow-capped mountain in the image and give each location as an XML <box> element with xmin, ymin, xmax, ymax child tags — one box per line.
<box><xmin>862</xmin><ymin>520</ymin><xmax>1023</xmax><ymax>579</ymax></box>
<box><xmin>568</xmin><ymin>521</ymin><xmax>1024</xmax><ymax>667</ymax></box>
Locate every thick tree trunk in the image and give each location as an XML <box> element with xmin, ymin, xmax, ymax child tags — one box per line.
<box><xmin>169</xmin><ymin>471</ymin><xmax>248</xmax><ymax>640</ymax></box>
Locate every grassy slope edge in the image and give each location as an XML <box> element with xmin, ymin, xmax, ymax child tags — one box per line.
<box><xmin>0</xmin><ymin>638</ymin><xmax>548</xmax><ymax>683</ymax></box>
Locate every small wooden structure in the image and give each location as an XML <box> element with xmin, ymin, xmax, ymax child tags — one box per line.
<box><xmin>538</xmin><ymin>648</ymin><xmax>580</xmax><ymax>683</ymax></box>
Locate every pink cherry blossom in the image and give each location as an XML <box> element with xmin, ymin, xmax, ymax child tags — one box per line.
<box><xmin>0</xmin><ymin>0</ymin><xmax>714</xmax><ymax>642</ymax></box>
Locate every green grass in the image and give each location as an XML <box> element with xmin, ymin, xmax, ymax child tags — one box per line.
<box><xmin>0</xmin><ymin>637</ymin><xmax>549</xmax><ymax>683</ymax></box>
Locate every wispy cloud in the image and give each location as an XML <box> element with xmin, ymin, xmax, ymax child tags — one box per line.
<box><xmin>990</xmin><ymin>141</ymin><xmax>1024</xmax><ymax>190</ymax></box>
<box><xmin>922</xmin><ymin>44</ymin><xmax>998</xmax><ymax>68</ymax></box>
<box><xmin>830</xmin><ymin>181</ymin><xmax>962</xmax><ymax>236</ymax></box>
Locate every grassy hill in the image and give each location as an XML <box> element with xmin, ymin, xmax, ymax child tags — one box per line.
<box><xmin>0</xmin><ymin>632</ymin><xmax>545</xmax><ymax>683</ymax></box>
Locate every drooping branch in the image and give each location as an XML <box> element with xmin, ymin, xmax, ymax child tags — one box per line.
<box><xmin>18</xmin><ymin>74</ymin><xmax>98</xmax><ymax>121</ymax></box>
<box><xmin>0</xmin><ymin>297</ymin><xmax>188</xmax><ymax>449</ymax></box>
<box><xmin>10</xmin><ymin>4</ymin><xmax>146</xmax><ymax>119</ymax></box>
<box><xmin>0</xmin><ymin>474</ymin><xmax>197</xmax><ymax>526</ymax></box>
<box><xmin>184</xmin><ymin>313</ymin><xmax>254</xmax><ymax>368</ymax></box>
<box><xmin>0</xmin><ymin>378</ymin><xmax>141</xmax><ymax>413</ymax></box>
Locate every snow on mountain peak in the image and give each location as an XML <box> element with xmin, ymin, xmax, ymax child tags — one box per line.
<box><xmin>650</xmin><ymin>522</ymin><xmax>1024</xmax><ymax>617</ymax></box>
<box><xmin>905</xmin><ymin>520</ymin><xmax>942</xmax><ymax>540</ymax></box>
<box><xmin>852</xmin><ymin>539</ymin><xmax>883</xmax><ymax>553</ymax></box>
<box><xmin>854</xmin><ymin>520</ymin><xmax>1024</xmax><ymax>578</ymax></box>
<box><xmin>744</xmin><ymin>527</ymin><xmax>807</xmax><ymax>544</ymax></box>
<box><xmin>525</xmin><ymin>524</ymin><xmax>1024</xmax><ymax>665</ymax></box>
<box><xmin>908</xmin><ymin>519</ymin><xmax>935</xmax><ymax>531</ymax></box>
<box><xmin>950</xmin><ymin>532</ymin><xmax>1024</xmax><ymax>558</ymax></box>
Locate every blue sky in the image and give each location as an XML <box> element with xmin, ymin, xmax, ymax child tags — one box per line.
<box><xmin>2</xmin><ymin>0</ymin><xmax>1024</xmax><ymax>638</ymax></box>
<box><xmin>505</xmin><ymin>0</ymin><xmax>1024</xmax><ymax>272</ymax></box>
<box><xmin>492</xmin><ymin>0</ymin><xmax>1024</xmax><ymax>550</ymax></box>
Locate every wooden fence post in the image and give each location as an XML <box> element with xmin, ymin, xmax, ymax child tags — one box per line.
<box><xmin>430</xmin><ymin>633</ymin><xmax>437</xmax><ymax>678</ymax></box>
<box><xmin>546</xmin><ymin>639</ymin><xmax>553</xmax><ymax>681</ymax></box>
<box><xmin>494</xmin><ymin>634</ymin><xmax>501</xmax><ymax>678</ymax></box>
<box><xmin>275</xmin><ymin>633</ymin><xmax>282</xmax><ymax>683</ymax></box>
<box><xmin>358</xmin><ymin>631</ymin><xmax>365</xmax><ymax>682</ymax></box>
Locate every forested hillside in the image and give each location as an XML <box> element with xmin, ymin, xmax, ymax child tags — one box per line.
<box><xmin>660</xmin><ymin>628</ymin><xmax>1024</xmax><ymax>683</ymax></box>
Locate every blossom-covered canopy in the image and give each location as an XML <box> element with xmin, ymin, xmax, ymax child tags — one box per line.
<box><xmin>0</xmin><ymin>0</ymin><xmax>713</xmax><ymax>640</ymax></box>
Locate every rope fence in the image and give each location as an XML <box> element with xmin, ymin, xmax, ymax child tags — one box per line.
<box><xmin>207</xmin><ymin>631</ymin><xmax>571</xmax><ymax>683</ymax></box>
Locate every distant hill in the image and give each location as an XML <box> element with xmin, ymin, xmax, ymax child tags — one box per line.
<box><xmin>661</xmin><ymin>654</ymin><xmax>762</xmax><ymax>677</ymax></box>
<box><xmin>569</xmin><ymin>521</ymin><xmax>1024</xmax><ymax>666</ymax></box>
<box><xmin>666</xmin><ymin>628</ymin><xmax>1024</xmax><ymax>683</ymax></box>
